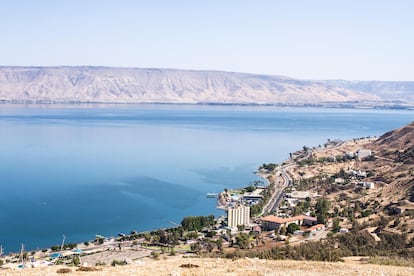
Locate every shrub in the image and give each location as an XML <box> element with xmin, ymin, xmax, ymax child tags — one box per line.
<box><xmin>72</xmin><ymin>255</ymin><xmax>80</xmax><ymax>266</ymax></box>
<box><xmin>111</xmin><ymin>259</ymin><xmax>127</xmax><ymax>266</ymax></box>
<box><xmin>56</xmin><ymin>268</ymin><xmax>71</xmax><ymax>274</ymax></box>
<box><xmin>150</xmin><ymin>252</ymin><xmax>160</xmax><ymax>260</ymax></box>
<box><xmin>77</xmin><ymin>266</ymin><xmax>101</xmax><ymax>271</ymax></box>
<box><xmin>287</xmin><ymin>223</ymin><xmax>300</xmax><ymax>234</ymax></box>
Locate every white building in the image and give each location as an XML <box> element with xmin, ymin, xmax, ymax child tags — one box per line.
<box><xmin>356</xmin><ymin>149</ymin><xmax>372</xmax><ymax>160</ymax></box>
<box><xmin>227</xmin><ymin>205</ymin><xmax>250</xmax><ymax>229</ymax></box>
<box><xmin>334</xmin><ymin>178</ymin><xmax>345</xmax><ymax>184</ymax></box>
<box><xmin>357</xmin><ymin>181</ymin><xmax>375</xmax><ymax>189</ymax></box>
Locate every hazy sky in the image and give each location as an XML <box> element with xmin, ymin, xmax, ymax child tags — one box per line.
<box><xmin>1</xmin><ymin>0</ymin><xmax>413</xmax><ymax>80</ymax></box>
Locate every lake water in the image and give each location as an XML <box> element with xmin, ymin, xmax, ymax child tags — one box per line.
<box><xmin>0</xmin><ymin>104</ymin><xmax>413</xmax><ymax>253</ymax></box>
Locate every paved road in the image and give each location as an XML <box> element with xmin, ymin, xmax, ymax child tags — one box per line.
<box><xmin>261</xmin><ymin>163</ymin><xmax>293</xmax><ymax>215</ymax></box>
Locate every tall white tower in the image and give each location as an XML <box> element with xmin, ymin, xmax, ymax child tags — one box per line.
<box><xmin>227</xmin><ymin>205</ymin><xmax>250</xmax><ymax>229</ymax></box>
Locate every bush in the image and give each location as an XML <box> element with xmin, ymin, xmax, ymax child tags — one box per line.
<box><xmin>51</xmin><ymin>245</ymin><xmax>60</xmax><ymax>251</ymax></box>
<box><xmin>111</xmin><ymin>259</ymin><xmax>127</xmax><ymax>266</ymax></box>
<box><xmin>287</xmin><ymin>223</ymin><xmax>300</xmax><ymax>234</ymax></box>
<box><xmin>150</xmin><ymin>252</ymin><xmax>160</xmax><ymax>260</ymax></box>
<box><xmin>366</xmin><ymin>256</ymin><xmax>414</xmax><ymax>267</ymax></box>
<box><xmin>77</xmin><ymin>266</ymin><xmax>101</xmax><ymax>271</ymax></box>
<box><xmin>56</xmin><ymin>268</ymin><xmax>71</xmax><ymax>274</ymax></box>
<box><xmin>181</xmin><ymin>215</ymin><xmax>215</xmax><ymax>231</ymax></box>
<box><xmin>245</xmin><ymin>185</ymin><xmax>256</xmax><ymax>193</ymax></box>
<box><xmin>63</xmin><ymin>243</ymin><xmax>77</xmax><ymax>250</ymax></box>
<box><xmin>72</xmin><ymin>255</ymin><xmax>80</xmax><ymax>266</ymax></box>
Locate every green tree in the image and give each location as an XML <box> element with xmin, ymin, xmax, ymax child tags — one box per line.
<box><xmin>317</xmin><ymin>213</ymin><xmax>326</xmax><ymax>224</ymax></box>
<box><xmin>216</xmin><ymin>237</ymin><xmax>223</xmax><ymax>252</ymax></box>
<box><xmin>235</xmin><ymin>233</ymin><xmax>251</xmax><ymax>249</ymax></box>
<box><xmin>287</xmin><ymin>223</ymin><xmax>300</xmax><ymax>234</ymax></box>
<box><xmin>181</xmin><ymin>215</ymin><xmax>215</xmax><ymax>231</ymax></box>
<box><xmin>315</xmin><ymin>198</ymin><xmax>330</xmax><ymax>224</ymax></box>
<box><xmin>332</xmin><ymin>218</ymin><xmax>341</xmax><ymax>233</ymax></box>
<box><xmin>157</xmin><ymin>229</ymin><xmax>168</xmax><ymax>244</ymax></box>
<box><xmin>245</xmin><ymin>185</ymin><xmax>256</xmax><ymax>193</ymax></box>
<box><xmin>72</xmin><ymin>255</ymin><xmax>80</xmax><ymax>266</ymax></box>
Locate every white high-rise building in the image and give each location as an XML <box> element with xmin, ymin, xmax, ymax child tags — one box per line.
<box><xmin>227</xmin><ymin>205</ymin><xmax>250</xmax><ymax>229</ymax></box>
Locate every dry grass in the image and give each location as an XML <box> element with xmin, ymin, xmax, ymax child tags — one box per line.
<box><xmin>2</xmin><ymin>257</ymin><xmax>414</xmax><ymax>276</ymax></box>
<box><xmin>365</xmin><ymin>256</ymin><xmax>414</xmax><ymax>268</ymax></box>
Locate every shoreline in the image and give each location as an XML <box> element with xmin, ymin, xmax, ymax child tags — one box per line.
<box><xmin>0</xmin><ymin>136</ymin><xmax>375</xmax><ymax>257</ymax></box>
<box><xmin>2</xmin><ymin>134</ymin><xmax>414</xmax><ymax>272</ymax></box>
<box><xmin>2</xmin><ymin>101</ymin><xmax>414</xmax><ymax>110</ymax></box>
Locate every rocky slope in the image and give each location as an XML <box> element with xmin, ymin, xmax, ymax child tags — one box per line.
<box><xmin>368</xmin><ymin>122</ymin><xmax>414</xmax><ymax>200</ymax></box>
<box><xmin>0</xmin><ymin>66</ymin><xmax>412</xmax><ymax>106</ymax></box>
<box><xmin>375</xmin><ymin>121</ymin><xmax>414</xmax><ymax>155</ymax></box>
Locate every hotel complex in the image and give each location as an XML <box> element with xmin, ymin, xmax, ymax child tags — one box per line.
<box><xmin>227</xmin><ymin>205</ymin><xmax>250</xmax><ymax>229</ymax></box>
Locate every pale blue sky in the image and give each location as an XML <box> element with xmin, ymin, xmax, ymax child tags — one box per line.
<box><xmin>1</xmin><ymin>0</ymin><xmax>413</xmax><ymax>80</ymax></box>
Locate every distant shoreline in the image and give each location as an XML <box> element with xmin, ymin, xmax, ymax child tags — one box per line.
<box><xmin>1</xmin><ymin>101</ymin><xmax>413</xmax><ymax>110</ymax></box>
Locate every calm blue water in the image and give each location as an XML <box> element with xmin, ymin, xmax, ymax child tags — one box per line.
<box><xmin>0</xmin><ymin>104</ymin><xmax>413</xmax><ymax>253</ymax></box>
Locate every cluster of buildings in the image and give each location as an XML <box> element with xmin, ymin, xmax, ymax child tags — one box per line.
<box><xmin>327</xmin><ymin>148</ymin><xmax>373</xmax><ymax>163</ymax></box>
<box><xmin>222</xmin><ymin>186</ymin><xmax>267</xmax><ymax>229</ymax></box>
<box><xmin>333</xmin><ymin>168</ymin><xmax>376</xmax><ymax>190</ymax></box>
<box><xmin>225</xmin><ymin>203</ymin><xmax>325</xmax><ymax>237</ymax></box>
<box><xmin>285</xmin><ymin>190</ymin><xmax>318</xmax><ymax>206</ymax></box>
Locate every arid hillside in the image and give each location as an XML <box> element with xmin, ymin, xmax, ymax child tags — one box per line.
<box><xmin>369</xmin><ymin>121</ymin><xmax>414</xmax><ymax>200</ymax></box>
<box><xmin>2</xmin><ymin>257</ymin><xmax>414</xmax><ymax>276</ymax></box>
<box><xmin>0</xmin><ymin>66</ymin><xmax>413</xmax><ymax>106</ymax></box>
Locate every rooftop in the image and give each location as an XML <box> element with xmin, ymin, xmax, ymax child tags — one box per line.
<box><xmin>261</xmin><ymin>215</ymin><xmax>317</xmax><ymax>224</ymax></box>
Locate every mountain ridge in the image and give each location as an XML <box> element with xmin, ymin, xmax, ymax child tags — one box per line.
<box><xmin>0</xmin><ymin>66</ymin><xmax>413</xmax><ymax>106</ymax></box>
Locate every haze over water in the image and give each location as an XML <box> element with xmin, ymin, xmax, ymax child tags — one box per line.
<box><xmin>0</xmin><ymin>104</ymin><xmax>413</xmax><ymax>252</ymax></box>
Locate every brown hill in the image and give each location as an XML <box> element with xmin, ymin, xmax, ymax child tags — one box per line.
<box><xmin>375</xmin><ymin>121</ymin><xmax>414</xmax><ymax>154</ymax></box>
<box><xmin>367</xmin><ymin>121</ymin><xmax>414</xmax><ymax>200</ymax></box>
<box><xmin>373</xmin><ymin>121</ymin><xmax>414</xmax><ymax>166</ymax></box>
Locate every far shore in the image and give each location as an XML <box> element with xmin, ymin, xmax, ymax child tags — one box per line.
<box><xmin>1</xmin><ymin>101</ymin><xmax>414</xmax><ymax>110</ymax></box>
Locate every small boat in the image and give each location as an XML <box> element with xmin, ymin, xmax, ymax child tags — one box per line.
<box><xmin>206</xmin><ymin>193</ymin><xmax>218</xmax><ymax>198</ymax></box>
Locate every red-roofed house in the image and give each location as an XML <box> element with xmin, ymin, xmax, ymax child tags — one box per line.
<box><xmin>261</xmin><ymin>215</ymin><xmax>317</xmax><ymax>231</ymax></box>
<box><xmin>307</xmin><ymin>224</ymin><xmax>325</xmax><ymax>232</ymax></box>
